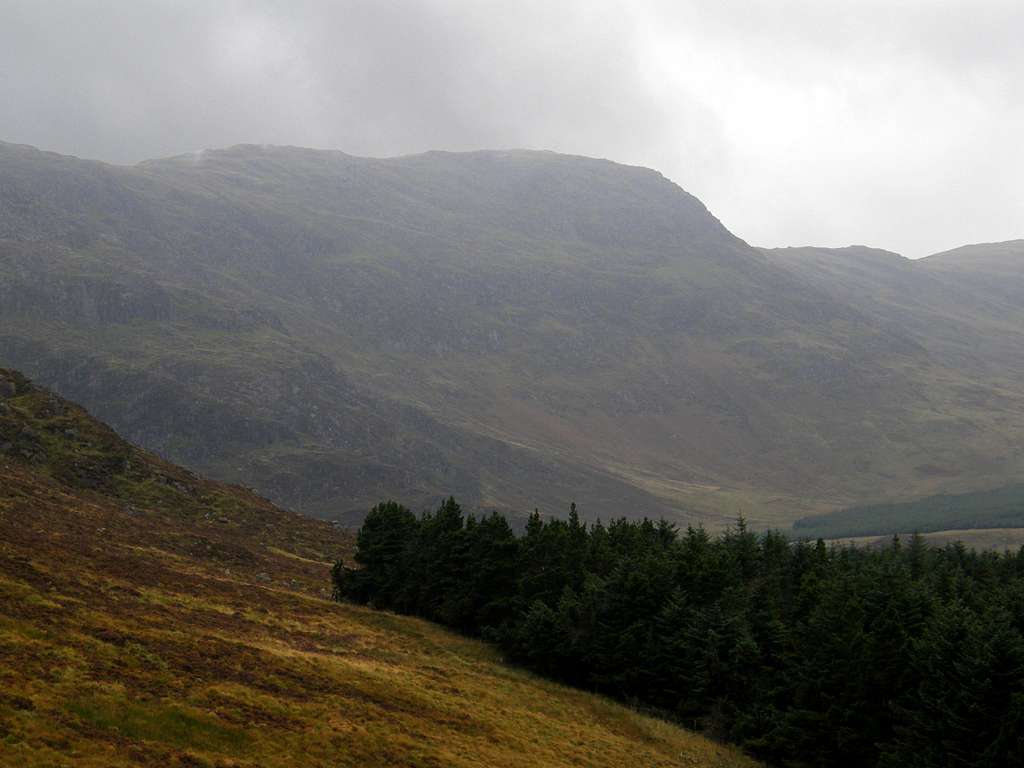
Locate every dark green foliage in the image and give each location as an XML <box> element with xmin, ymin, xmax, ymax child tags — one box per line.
<box><xmin>340</xmin><ymin>501</ymin><xmax>418</xmax><ymax>607</ymax></box>
<box><xmin>793</xmin><ymin>484</ymin><xmax>1024</xmax><ymax>539</ymax></box>
<box><xmin>881</xmin><ymin>602</ymin><xmax>1024</xmax><ymax>768</ymax></box>
<box><xmin>335</xmin><ymin>501</ymin><xmax>1024</xmax><ymax>767</ymax></box>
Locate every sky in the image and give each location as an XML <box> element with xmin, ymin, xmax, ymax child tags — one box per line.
<box><xmin>1</xmin><ymin>0</ymin><xmax>1021</xmax><ymax>257</ymax></box>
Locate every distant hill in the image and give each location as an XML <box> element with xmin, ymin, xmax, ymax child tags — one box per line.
<box><xmin>0</xmin><ymin>367</ymin><xmax>758</xmax><ymax>767</ymax></box>
<box><xmin>762</xmin><ymin>241</ymin><xmax>1024</xmax><ymax>379</ymax></box>
<box><xmin>925</xmin><ymin>239</ymin><xmax>1024</xmax><ymax>272</ymax></box>
<box><xmin>3</xmin><ymin>140</ymin><xmax>1024</xmax><ymax>525</ymax></box>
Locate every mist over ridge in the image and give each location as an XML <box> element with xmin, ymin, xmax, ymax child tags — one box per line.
<box><xmin>2</xmin><ymin>138</ymin><xmax>1023</xmax><ymax>527</ymax></box>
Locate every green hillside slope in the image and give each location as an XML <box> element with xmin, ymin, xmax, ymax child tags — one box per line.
<box><xmin>763</xmin><ymin>242</ymin><xmax>1024</xmax><ymax>379</ymax></box>
<box><xmin>3</xmin><ymin>140</ymin><xmax>1024</xmax><ymax>525</ymax></box>
<box><xmin>0</xmin><ymin>368</ymin><xmax>757</xmax><ymax>767</ymax></box>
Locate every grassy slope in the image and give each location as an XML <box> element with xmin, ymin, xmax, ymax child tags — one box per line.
<box><xmin>0</xmin><ymin>370</ymin><xmax>756</xmax><ymax>768</ymax></box>
<box><xmin>763</xmin><ymin>244</ymin><xmax>1024</xmax><ymax>538</ymax></box>
<box><xmin>762</xmin><ymin>243</ymin><xmax>1024</xmax><ymax>379</ymax></box>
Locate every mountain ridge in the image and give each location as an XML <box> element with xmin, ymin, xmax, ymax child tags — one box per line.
<box><xmin>3</xmin><ymin>139</ymin><xmax>1023</xmax><ymax>525</ymax></box>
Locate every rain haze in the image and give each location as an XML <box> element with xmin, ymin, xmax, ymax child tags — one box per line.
<box><xmin>4</xmin><ymin>4</ymin><xmax>1024</xmax><ymax>764</ymax></box>
<box><xmin>1</xmin><ymin>0</ymin><xmax>1021</xmax><ymax>256</ymax></box>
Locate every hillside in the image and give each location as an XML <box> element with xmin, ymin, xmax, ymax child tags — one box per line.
<box><xmin>3</xmin><ymin>140</ymin><xmax>1024</xmax><ymax>525</ymax></box>
<box><xmin>762</xmin><ymin>242</ymin><xmax>1024</xmax><ymax>380</ymax></box>
<box><xmin>0</xmin><ymin>368</ymin><xmax>757</xmax><ymax>767</ymax></box>
<box><xmin>763</xmin><ymin>242</ymin><xmax>1024</xmax><ymax>518</ymax></box>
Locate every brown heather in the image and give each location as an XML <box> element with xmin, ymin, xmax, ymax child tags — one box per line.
<box><xmin>0</xmin><ymin>370</ymin><xmax>757</xmax><ymax>767</ymax></box>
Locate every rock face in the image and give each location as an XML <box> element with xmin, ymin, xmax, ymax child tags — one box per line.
<box><xmin>2</xmin><ymin>140</ymin><xmax>1023</xmax><ymax>525</ymax></box>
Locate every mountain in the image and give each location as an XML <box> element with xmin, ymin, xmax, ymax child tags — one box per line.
<box><xmin>762</xmin><ymin>242</ymin><xmax>1024</xmax><ymax>379</ymax></box>
<box><xmin>763</xmin><ymin>242</ymin><xmax>1024</xmax><ymax>499</ymax></box>
<box><xmin>0</xmin><ymin>367</ymin><xmax>758</xmax><ymax>767</ymax></box>
<box><xmin>3</xmin><ymin>139</ymin><xmax>1024</xmax><ymax>525</ymax></box>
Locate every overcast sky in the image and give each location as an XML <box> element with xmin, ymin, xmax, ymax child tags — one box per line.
<box><xmin>1</xmin><ymin>1</ymin><xmax>1021</xmax><ymax>257</ymax></box>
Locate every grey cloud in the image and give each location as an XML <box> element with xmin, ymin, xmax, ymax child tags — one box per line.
<box><xmin>0</xmin><ymin>0</ymin><xmax>1020</xmax><ymax>257</ymax></box>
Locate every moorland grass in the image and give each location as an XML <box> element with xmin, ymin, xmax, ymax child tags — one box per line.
<box><xmin>0</xmin><ymin>369</ymin><xmax>758</xmax><ymax>768</ymax></box>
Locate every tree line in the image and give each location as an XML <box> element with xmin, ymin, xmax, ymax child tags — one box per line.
<box><xmin>793</xmin><ymin>482</ymin><xmax>1024</xmax><ymax>539</ymax></box>
<box><xmin>333</xmin><ymin>498</ymin><xmax>1024</xmax><ymax>767</ymax></box>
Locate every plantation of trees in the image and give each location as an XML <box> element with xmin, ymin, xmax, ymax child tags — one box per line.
<box><xmin>792</xmin><ymin>483</ymin><xmax>1024</xmax><ymax>539</ymax></box>
<box><xmin>334</xmin><ymin>499</ymin><xmax>1024</xmax><ymax>767</ymax></box>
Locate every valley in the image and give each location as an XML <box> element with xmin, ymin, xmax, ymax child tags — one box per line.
<box><xmin>4</xmin><ymin>5</ymin><xmax>1022</xmax><ymax>766</ymax></box>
